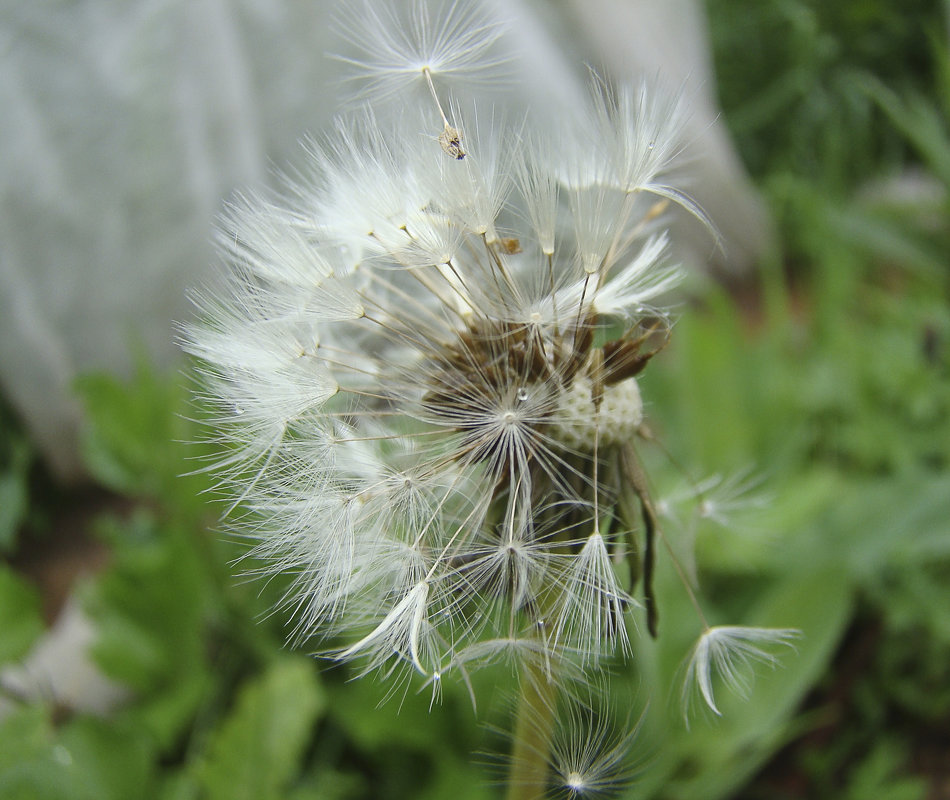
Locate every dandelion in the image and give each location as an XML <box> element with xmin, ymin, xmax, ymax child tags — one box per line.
<box><xmin>187</xmin><ymin>74</ymin><xmax>687</xmax><ymax>689</ymax></box>
<box><xmin>185</xmin><ymin>0</ymin><xmax>798</xmax><ymax>794</ymax></box>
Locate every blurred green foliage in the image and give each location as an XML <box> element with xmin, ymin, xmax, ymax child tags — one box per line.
<box><xmin>0</xmin><ymin>567</ymin><xmax>44</xmax><ymax>666</ymax></box>
<box><xmin>0</xmin><ymin>401</ymin><xmax>34</xmax><ymax>554</ymax></box>
<box><xmin>1</xmin><ymin>0</ymin><xmax>949</xmax><ymax>797</ymax></box>
<box><xmin>707</xmin><ymin>0</ymin><xmax>944</xmax><ymax>187</ymax></box>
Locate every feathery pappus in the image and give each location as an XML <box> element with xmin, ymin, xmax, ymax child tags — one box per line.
<box><xmin>184</xmin><ymin>0</ymin><xmax>797</xmax><ymax>717</ymax></box>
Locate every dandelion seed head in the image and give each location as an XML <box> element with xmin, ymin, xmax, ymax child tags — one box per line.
<box><xmin>186</xmin><ymin>94</ymin><xmax>684</xmax><ymax>681</ymax></box>
<box><xmin>184</xmin><ymin>0</ymin><xmax>722</xmax><ymax>693</ymax></box>
<box><xmin>550</xmin><ymin>377</ymin><xmax>643</xmax><ymax>451</ymax></box>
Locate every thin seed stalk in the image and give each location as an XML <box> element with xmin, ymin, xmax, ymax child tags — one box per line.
<box><xmin>506</xmin><ymin>655</ymin><xmax>559</xmax><ymax>800</ymax></box>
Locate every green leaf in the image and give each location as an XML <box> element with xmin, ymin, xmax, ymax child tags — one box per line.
<box><xmin>157</xmin><ymin>773</ymin><xmax>200</xmax><ymax>800</ymax></box>
<box><xmin>324</xmin><ymin>668</ymin><xmax>495</xmax><ymax>800</ymax></box>
<box><xmin>0</xmin><ymin>705</ymin><xmax>155</xmax><ymax>800</ymax></box>
<box><xmin>56</xmin><ymin>716</ymin><xmax>156</xmax><ymax>800</ymax></box>
<box><xmin>844</xmin><ymin>740</ymin><xmax>927</xmax><ymax>800</ymax></box>
<box><xmin>787</xmin><ymin>473</ymin><xmax>950</xmax><ymax>583</ymax></box>
<box><xmin>88</xmin><ymin>514</ymin><xmax>204</xmax><ymax>684</ymax></box>
<box><xmin>0</xmin><ymin>703</ymin><xmax>52</xmax><ymax>773</ymax></box>
<box><xmin>198</xmin><ymin>657</ymin><xmax>325</xmax><ymax>800</ymax></box>
<box><xmin>0</xmin><ymin>566</ymin><xmax>44</xmax><ymax>664</ymax></box>
<box><xmin>862</xmin><ymin>74</ymin><xmax>950</xmax><ymax>189</ymax></box>
<box><xmin>74</xmin><ymin>361</ymin><xmax>212</xmax><ymax>520</ymax></box>
<box><xmin>284</xmin><ymin>767</ymin><xmax>368</xmax><ymax>800</ymax></box>
<box><xmin>0</xmin><ymin>704</ymin><xmax>75</xmax><ymax>800</ymax></box>
<box><xmin>85</xmin><ymin>512</ymin><xmax>213</xmax><ymax>747</ymax></box>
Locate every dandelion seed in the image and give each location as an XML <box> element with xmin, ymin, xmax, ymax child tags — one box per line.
<box><xmin>438</xmin><ymin>123</ymin><xmax>466</xmax><ymax>159</ymax></box>
<box><xmin>332</xmin><ymin>0</ymin><xmax>511</xmax><ymax>105</ymax></box>
<box><xmin>552</xmin><ymin>532</ymin><xmax>636</xmax><ymax>665</ymax></box>
<box><xmin>683</xmin><ymin>625</ymin><xmax>801</xmax><ymax>717</ymax></box>
<box><xmin>503</xmin><ymin>687</ymin><xmax>645</xmax><ymax>799</ymax></box>
<box><xmin>694</xmin><ymin>468</ymin><xmax>771</xmax><ymax>528</ymax></box>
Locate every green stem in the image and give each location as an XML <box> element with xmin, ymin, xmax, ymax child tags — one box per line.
<box><xmin>506</xmin><ymin>656</ymin><xmax>559</xmax><ymax>800</ymax></box>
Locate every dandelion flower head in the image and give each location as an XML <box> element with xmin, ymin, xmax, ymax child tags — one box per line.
<box><xmin>184</xmin><ymin>0</ymin><xmax>787</xmax><ymax>703</ymax></box>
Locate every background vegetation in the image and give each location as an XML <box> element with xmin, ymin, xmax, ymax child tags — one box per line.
<box><xmin>1</xmin><ymin>0</ymin><xmax>948</xmax><ymax>797</ymax></box>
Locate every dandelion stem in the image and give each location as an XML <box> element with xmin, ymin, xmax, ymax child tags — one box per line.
<box><xmin>507</xmin><ymin>656</ymin><xmax>558</xmax><ymax>800</ymax></box>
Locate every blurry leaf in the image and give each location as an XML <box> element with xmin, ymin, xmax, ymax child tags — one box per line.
<box><xmin>88</xmin><ymin>514</ymin><xmax>205</xmax><ymax>685</ymax></box>
<box><xmin>86</xmin><ymin>512</ymin><xmax>212</xmax><ymax>747</ymax></box>
<box><xmin>844</xmin><ymin>739</ymin><xmax>926</xmax><ymax>800</ymax></box>
<box><xmin>138</xmin><ymin>667</ymin><xmax>215</xmax><ymax>757</ymax></box>
<box><xmin>807</xmin><ymin>473</ymin><xmax>950</xmax><ymax>581</ymax></box>
<box><xmin>0</xmin><ymin>439</ymin><xmax>30</xmax><ymax>553</ymax></box>
<box><xmin>75</xmin><ymin>362</ymin><xmax>211</xmax><ymax>519</ymax></box>
<box><xmin>862</xmin><ymin>75</ymin><xmax>950</xmax><ymax>189</ymax></box>
<box><xmin>0</xmin><ymin>565</ymin><xmax>44</xmax><ymax>664</ymax></box>
<box><xmin>0</xmin><ymin>704</ymin><xmax>75</xmax><ymax>800</ymax></box>
<box><xmin>326</xmin><ymin>674</ymin><xmax>446</xmax><ymax>752</ymax></box>
<box><xmin>158</xmin><ymin>773</ymin><xmax>200</xmax><ymax>800</ymax></box>
<box><xmin>75</xmin><ymin>362</ymin><xmax>175</xmax><ymax>494</ymax></box>
<box><xmin>874</xmin><ymin>618</ymin><xmax>950</xmax><ymax>721</ymax></box>
<box><xmin>0</xmin><ymin>705</ymin><xmax>155</xmax><ymax>800</ymax></box>
<box><xmin>0</xmin><ymin>703</ymin><xmax>49</xmax><ymax>772</ymax></box>
<box><xmin>56</xmin><ymin>716</ymin><xmax>156</xmax><ymax>800</ymax></box>
<box><xmin>709</xmin><ymin>0</ymin><xmax>940</xmax><ymax>187</ymax></box>
<box><xmin>821</xmin><ymin>202</ymin><xmax>946</xmax><ymax>280</ymax></box>
<box><xmin>286</xmin><ymin>768</ymin><xmax>366</xmax><ymax>800</ymax></box>
<box><xmin>198</xmin><ymin>657</ymin><xmax>325</xmax><ymax>800</ymax></box>
<box><xmin>325</xmin><ymin>673</ymin><xmax>494</xmax><ymax>800</ymax></box>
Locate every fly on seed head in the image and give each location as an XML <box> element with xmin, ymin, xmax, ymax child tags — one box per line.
<box><xmin>439</xmin><ymin>122</ymin><xmax>466</xmax><ymax>160</ymax></box>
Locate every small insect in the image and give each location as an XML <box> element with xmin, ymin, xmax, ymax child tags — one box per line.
<box><xmin>438</xmin><ymin>123</ymin><xmax>466</xmax><ymax>160</ymax></box>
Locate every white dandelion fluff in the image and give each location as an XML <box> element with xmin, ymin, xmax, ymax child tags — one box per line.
<box><xmin>501</xmin><ymin>685</ymin><xmax>646</xmax><ymax>799</ymax></box>
<box><xmin>183</xmin><ymin>1</ymin><xmax>801</xmax><ymax>722</ymax></box>
<box><xmin>332</xmin><ymin>0</ymin><xmax>511</xmax><ymax>105</ymax></box>
<box><xmin>547</xmin><ymin>704</ymin><xmax>643</xmax><ymax>800</ymax></box>
<box><xmin>185</xmin><ymin>82</ymin><xmax>689</xmax><ymax>683</ymax></box>
<box><xmin>683</xmin><ymin>625</ymin><xmax>801</xmax><ymax>717</ymax></box>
